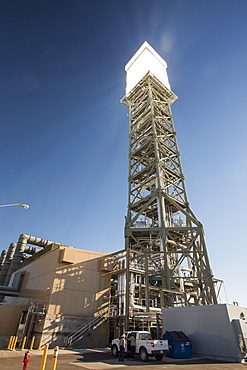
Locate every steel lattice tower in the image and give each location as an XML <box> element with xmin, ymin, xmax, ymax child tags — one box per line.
<box><xmin>109</xmin><ymin>42</ymin><xmax>219</xmax><ymax>335</ymax></box>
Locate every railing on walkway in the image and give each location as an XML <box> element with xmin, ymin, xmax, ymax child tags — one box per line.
<box><xmin>66</xmin><ymin>311</ymin><xmax>108</xmax><ymax>345</ymax></box>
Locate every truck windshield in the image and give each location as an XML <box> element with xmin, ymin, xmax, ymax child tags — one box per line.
<box><xmin>139</xmin><ymin>333</ymin><xmax>152</xmax><ymax>340</ymax></box>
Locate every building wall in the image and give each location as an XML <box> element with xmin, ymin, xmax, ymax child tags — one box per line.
<box><xmin>162</xmin><ymin>304</ymin><xmax>247</xmax><ymax>362</ymax></box>
<box><xmin>0</xmin><ymin>245</ymin><xmax>111</xmax><ymax>348</ymax></box>
<box><xmin>0</xmin><ymin>304</ymin><xmax>28</xmax><ymax>347</ymax></box>
<box><xmin>48</xmin><ymin>247</ymin><xmax>110</xmax><ymax>316</ymax></box>
<box><xmin>8</xmin><ymin>246</ymin><xmax>60</xmax><ymax>304</ymax></box>
<box><xmin>7</xmin><ymin>246</ymin><xmax>110</xmax><ymax>316</ymax></box>
<box><xmin>41</xmin><ymin>314</ymin><xmax>109</xmax><ymax>348</ymax></box>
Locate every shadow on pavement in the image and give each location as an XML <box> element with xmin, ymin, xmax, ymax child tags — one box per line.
<box><xmin>74</xmin><ymin>350</ymin><xmax>234</xmax><ymax>365</ymax></box>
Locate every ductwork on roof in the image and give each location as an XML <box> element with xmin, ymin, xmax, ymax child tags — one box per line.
<box><xmin>0</xmin><ymin>243</ymin><xmax>16</xmax><ymax>285</ymax></box>
<box><xmin>0</xmin><ymin>250</ymin><xmax>7</xmax><ymax>269</ymax></box>
<box><xmin>0</xmin><ymin>234</ymin><xmax>55</xmax><ymax>296</ymax></box>
<box><xmin>6</xmin><ymin>234</ymin><xmax>54</xmax><ymax>284</ymax></box>
<box><xmin>0</xmin><ymin>270</ymin><xmax>26</xmax><ymax>297</ymax></box>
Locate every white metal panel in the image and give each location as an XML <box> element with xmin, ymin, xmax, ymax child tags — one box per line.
<box><xmin>227</xmin><ymin>305</ymin><xmax>247</xmax><ymax>352</ymax></box>
<box><xmin>162</xmin><ymin>304</ymin><xmax>246</xmax><ymax>362</ymax></box>
<box><xmin>125</xmin><ymin>41</ymin><xmax>171</xmax><ymax>94</ymax></box>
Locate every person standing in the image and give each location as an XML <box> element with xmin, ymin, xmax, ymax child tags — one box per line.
<box><xmin>129</xmin><ymin>333</ymin><xmax>136</xmax><ymax>360</ymax></box>
<box><xmin>119</xmin><ymin>335</ymin><xmax>126</xmax><ymax>361</ymax></box>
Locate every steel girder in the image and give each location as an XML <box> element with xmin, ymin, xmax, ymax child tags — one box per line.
<box><xmin>119</xmin><ymin>72</ymin><xmax>218</xmax><ymax>325</ymax></box>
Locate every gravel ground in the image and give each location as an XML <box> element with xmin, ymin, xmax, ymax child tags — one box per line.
<box><xmin>0</xmin><ymin>348</ymin><xmax>246</xmax><ymax>370</ymax></box>
<box><xmin>0</xmin><ymin>349</ymin><xmax>30</xmax><ymax>357</ymax></box>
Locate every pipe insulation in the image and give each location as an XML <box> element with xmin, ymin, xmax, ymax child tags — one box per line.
<box><xmin>1</xmin><ymin>234</ymin><xmax>54</xmax><ymax>287</ymax></box>
<box><xmin>0</xmin><ymin>250</ymin><xmax>7</xmax><ymax>270</ymax></box>
<box><xmin>0</xmin><ymin>243</ymin><xmax>16</xmax><ymax>285</ymax></box>
<box><xmin>3</xmin><ymin>244</ymin><xmax>41</xmax><ymax>286</ymax></box>
<box><xmin>0</xmin><ymin>270</ymin><xmax>26</xmax><ymax>297</ymax></box>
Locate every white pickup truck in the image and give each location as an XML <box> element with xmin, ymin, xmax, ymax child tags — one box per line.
<box><xmin>111</xmin><ymin>331</ymin><xmax>169</xmax><ymax>361</ymax></box>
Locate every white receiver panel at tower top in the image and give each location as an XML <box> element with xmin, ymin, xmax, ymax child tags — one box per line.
<box><xmin>125</xmin><ymin>41</ymin><xmax>171</xmax><ymax>94</ymax></box>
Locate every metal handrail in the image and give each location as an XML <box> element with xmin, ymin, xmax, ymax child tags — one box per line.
<box><xmin>67</xmin><ymin>311</ymin><xmax>108</xmax><ymax>345</ymax></box>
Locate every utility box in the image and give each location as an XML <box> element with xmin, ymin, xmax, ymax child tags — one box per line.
<box><xmin>162</xmin><ymin>304</ymin><xmax>247</xmax><ymax>362</ymax></box>
<box><xmin>163</xmin><ymin>331</ymin><xmax>192</xmax><ymax>358</ymax></box>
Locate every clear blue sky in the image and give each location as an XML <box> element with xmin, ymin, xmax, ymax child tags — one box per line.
<box><xmin>0</xmin><ymin>0</ymin><xmax>246</xmax><ymax>307</ymax></box>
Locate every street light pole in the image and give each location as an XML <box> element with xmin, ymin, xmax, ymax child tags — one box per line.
<box><xmin>0</xmin><ymin>203</ymin><xmax>29</xmax><ymax>209</ymax></box>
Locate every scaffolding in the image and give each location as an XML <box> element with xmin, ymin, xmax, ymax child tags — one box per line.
<box><xmin>108</xmin><ymin>68</ymin><xmax>220</xmax><ymax>337</ymax></box>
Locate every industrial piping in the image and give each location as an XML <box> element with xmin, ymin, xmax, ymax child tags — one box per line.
<box><xmin>0</xmin><ymin>242</ymin><xmax>39</xmax><ymax>286</ymax></box>
<box><xmin>0</xmin><ymin>244</ymin><xmax>17</xmax><ymax>285</ymax></box>
<box><xmin>4</xmin><ymin>246</ymin><xmax>40</xmax><ymax>286</ymax></box>
<box><xmin>0</xmin><ymin>250</ymin><xmax>7</xmax><ymax>270</ymax></box>
<box><xmin>0</xmin><ymin>234</ymin><xmax>55</xmax><ymax>290</ymax></box>
<box><xmin>0</xmin><ymin>270</ymin><xmax>26</xmax><ymax>297</ymax></box>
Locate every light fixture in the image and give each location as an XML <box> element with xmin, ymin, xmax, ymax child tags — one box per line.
<box><xmin>0</xmin><ymin>203</ymin><xmax>30</xmax><ymax>209</ymax></box>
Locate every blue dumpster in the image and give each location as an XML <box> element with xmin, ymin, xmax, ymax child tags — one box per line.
<box><xmin>163</xmin><ymin>331</ymin><xmax>192</xmax><ymax>358</ymax></box>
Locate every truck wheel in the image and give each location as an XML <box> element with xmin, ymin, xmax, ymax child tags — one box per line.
<box><xmin>140</xmin><ymin>347</ymin><xmax>148</xmax><ymax>362</ymax></box>
<box><xmin>112</xmin><ymin>345</ymin><xmax>118</xmax><ymax>357</ymax></box>
<box><xmin>155</xmin><ymin>354</ymin><xmax>163</xmax><ymax>361</ymax></box>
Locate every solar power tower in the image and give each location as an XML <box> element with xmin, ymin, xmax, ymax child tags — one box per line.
<box><xmin>110</xmin><ymin>42</ymin><xmax>219</xmax><ymax>333</ymax></box>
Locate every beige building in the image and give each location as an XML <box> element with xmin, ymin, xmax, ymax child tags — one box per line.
<box><xmin>0</xmin><ymin>239</ymin><xmax>111</xmax><ymax>348</ymax></box>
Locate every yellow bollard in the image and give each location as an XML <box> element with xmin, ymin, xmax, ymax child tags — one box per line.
<box><xmin>12</xmin><ymin>336</ymin><xmax>18</xmax><ymax>350</ymax></box>
<box><xmin>50</xmin><ymin>346</ymin><xmax>59</xmax><ymax>370</ymax></box>
<box><xmin>38</xmin><ymin>336</ymin><xmax>43</xmax><ymax>350</ymax></box>
<box><xmin>39</xmin><ymin>344</ymin><xmax>49</xmax><ymax>370</ymax></box>
<box><xmin>30</xmin><ymin>336</ymin><xmax>35</xmax><ymax>350</ymax></box>
<box><xmin>7</xmin><ymin>336</ymin><xmax>13</xmax><ymax>350</ymax></box>
<box><xmin>9</xmin><ymin>335</ymin><xmax>15</xmax><ymax>351</ymax></box>
<box><xmin>21</xmin><ymin>336</ymin><xmax>27</xmax><ymax>350</ymax></box>
<box><xmin>10</xmin><ymin>336</ymin><xmax>15</xmax><ymax>350</ymax></box>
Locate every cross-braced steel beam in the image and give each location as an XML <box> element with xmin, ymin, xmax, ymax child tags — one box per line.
<box><xmin>109</xmin><ymin>71</ymin><xmax>219</xmax><ymax>334</ymax></box>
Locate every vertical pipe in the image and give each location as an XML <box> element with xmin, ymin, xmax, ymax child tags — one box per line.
<box><xmin>0</xmin><ymin>244</ymin><xmax>16</xmax><ymax>285</ymax></box>
<box><xmin>6</xmin><ymin>235</ymin><xmax>27</xmax><ymax>284</ymax></box>
<box><xmin>0</xmin><ymin>250</ymin><xmax>7</xmax><ymax>271</ymax></box>
<box><xmin>50</xmin><ymin>346</ymin><xmax>59</xmax><ymax>370</ymax></box>
<box><xmin>39</xmin><ymin>345</ymin><xmax>49</xmax><ymax>370</ymax></box>
<box><xmin>4</xmin><ymin>244</ymin><xmax>19</xmax><ymax>286</ymax></box>
<box><xmin>125</xmin><ymin>249</ymin><xmax>130</xmax><ymax>331</ymax></box>
<box><xmin>26</xmin><ymin>312</ymin><xmax>35</xmax><ymax>347</ymax></box>
<box><xmin>5</xmin><ymin>234</ymin><xmax>54</xmax><ymax>288</ymax></box>
<box><xmin>144</xmin><ymin>252</ymin><xmax>150</xmax><ymax>313</ymax></box>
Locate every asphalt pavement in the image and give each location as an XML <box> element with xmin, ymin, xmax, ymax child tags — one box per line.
<box><xmin>0</xmin><ymin>347</ymin><xmax>247</xmax><ymax>370</ymax></box>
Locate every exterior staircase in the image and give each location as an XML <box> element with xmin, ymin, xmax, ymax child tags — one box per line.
<box><xmin>66</xmin><ymin>311</ymin><xmax>108</xmax><ymax>346</ymax></box>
